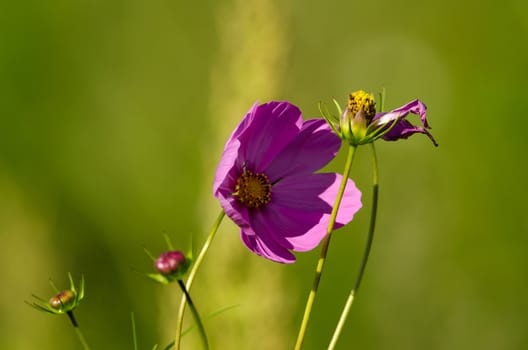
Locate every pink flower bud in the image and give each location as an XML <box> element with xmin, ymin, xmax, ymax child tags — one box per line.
<box><xmin>154</xmin><ymin>251</ymin><xmax>186</xmax><ymax>276</ymax></box>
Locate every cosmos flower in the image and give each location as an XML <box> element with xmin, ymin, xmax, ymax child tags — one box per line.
<box><xmin>213</xmin><ymin>101</ymin><xmax>362</xmax><ymax>263</ymax></box>
<box><xmin>326</xmin><ymin>90</ymin><xmax>437</xmax><ymax>146</ymax></box>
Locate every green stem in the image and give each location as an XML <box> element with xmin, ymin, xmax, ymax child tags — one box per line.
<box><xmin>328</xmin><ymin>142</ymin><xmax>379</xmax><ymax>349</ymax></box>
<box><xmin>294</xmin><ymin>144</ymin><xmax>357</xmax><ymax>350</ymax></box>
<box><xmin>175</xmin><ymin>210</ymin><xmax>225</xmax><ymax>349</ymax></box>
<box><xmin>67</xmin><ymin>311</ymin><xmax>91</xmax><ymax>350</ymax></box>
<box><xmin>177</xmin><ymin>280</ymin><xmax>209</xmax><ymax>350</ymax></box>
<box><xmin>131</xmin><ymin>312</ymin><xmax>138</xmax><ymax>350</ymax></box>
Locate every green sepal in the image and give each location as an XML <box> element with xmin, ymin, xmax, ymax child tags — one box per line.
<box><xmin>318</xmin><ymin>100</ymin><xmax>340</xmax><ymax>138</ymax></box>
<box><xmin>145</xmin><ymin>273</ymin><xmax>170</xmax><ymax>285</ymax></box>
<box><xmin>25</xmin><ymin>299</ymin><xmax>57</xmax><ymax>314</ymax></box>
<box><xmin>26</xmin><ymin>273</ymin><xmax>85</xmax><ymax>315</ymax></box>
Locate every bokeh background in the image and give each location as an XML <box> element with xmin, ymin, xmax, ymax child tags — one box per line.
<box><xmin>1</xmin><ymin>0</ymin><xmax>527</xmax><ymax>349</ymax></box>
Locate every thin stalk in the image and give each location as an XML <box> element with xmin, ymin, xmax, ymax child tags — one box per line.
<box><xmin>131</xmin><ymin>312</ymin><xmax>138</xmax><ymax>350</ymax></box>
<box><xmin>67</xmin><ymin>311</ymin><xmax>91</xmax><ymax>350</ymax></box>
<box><xmin>294</xmin><ymin>144</ymin><xmax>357</xmax><ymax>350</ymax></box>
<box><xmin>177</xmin><ymin>280</ymin><xmax>209</xmax><ymax>350</ymax></box>
<box><xmin>328</xmin><ymin>142</ymin><xmax>379</xmax><ymax>349</ymax></box>
<box><xmin>175</xmin><ymin>210</ymin><xmax>225</xmax><ymax>349</ymax></box>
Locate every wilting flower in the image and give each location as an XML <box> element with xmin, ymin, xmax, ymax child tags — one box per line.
<box><xmin>26</xmin><ymin>273</ymin><xmax>84</xmax><ymax>315</ymax></box>
<box><xmin>371</xmin><ymin>99</ymin><xmax>438</xmax><ymax>145</ymax></box>
<box><xmin>325</xmin><ymin>90</ymin><xmax>437</xmax><ymax>146</ymax></box>
<box><xmin>213</xmin><ymin>101</ymin><xmax>362</xmax><ymax>263</ymax></box>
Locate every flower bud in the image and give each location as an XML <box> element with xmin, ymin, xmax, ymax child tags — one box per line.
<box><xmin>26</xmin><ymin>273</ymin><xmax>84</xmax><ymax>315</ymax></box>
<box><xmin>49</xmin><ymin>290</ymin><xmax>76</xmax><ymax>310</ymax></box>
<box><xmin>339</xmin><ymin>90</ymin><xmax>377</xmax><ymax>145</ymax></box>
<box><xmin>154</xmin><ymin>251</ymin><xmax>186</xmax><ymax>276</ymax></box>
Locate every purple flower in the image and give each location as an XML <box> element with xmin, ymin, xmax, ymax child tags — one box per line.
<box><xmin>371</xmin><ymin>99</ymin><xmax>438</xmax><ymax>146</ymax></box>
<box><xmin>213</xmin><ymin>101</ymin><xmax>362</xmax><ymax>263</ymax></box>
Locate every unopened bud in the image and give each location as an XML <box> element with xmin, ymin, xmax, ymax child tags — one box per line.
<box><xmin>154</xmin><ymin>251</ymin><xmax>186</xmax><ymax>276</ymax></box>
<box><xmin>49</xmin><ymin>290</ymin><xmax>76</xmax><ymax>310</ymax></box>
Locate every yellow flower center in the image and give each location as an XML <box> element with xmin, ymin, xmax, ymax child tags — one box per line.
<box><xmin>348</xmin><ymin>90</ymin><xmax>376</xmax><ymax>123</ymax></box>
<box><xmin>234</xmin><ymin>169</ymin><xmax>272</xmax><ymax>208</ymax></box>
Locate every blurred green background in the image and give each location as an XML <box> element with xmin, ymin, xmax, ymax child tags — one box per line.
<box><xmin>1</xmin><ymin>0</ymin><xmax>527</xmax><ymax>349</ymax></box>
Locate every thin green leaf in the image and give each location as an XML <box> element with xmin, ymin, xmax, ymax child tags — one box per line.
<box><xmin>25</xmin><ymin>301</ymin><xmax>56</xmax><ymax>314</ymax></box>
<box><xmin>78</xmin><ymin>275</ymin><xmax>85</xmax><ymax>301</ymax></box>
<box><xmin>68</xmin><ymin>272</ymin><xmax>75</xmax><ymax>293</ymax></box>
<box><xmin>48</xmin><ymin>278</ymin><xmax>59</xmax><ymax>293</ymax></box>
<box><xmin>163</xmin><ymin>234</ymin><xmax>174</xmax><ymax>251</ymax></box>
<box><xmin>332</xmin><ymin>98</ymin><xmax>343</xmax><ymax>116</ymax></box>
<box><xmin>162</xmin><ymin>341</ymin><xmax>174</xmax><ymax>350</ymax></box>
<box><xmin>181</xmin><ymin>304</ymin><xmax>240</xmax><ymax>337</ymax></box>
<box><xmin>142</xmin><ymin>245</ymin><xmax>156</xmax><ymax>262</ymax></box>
<box><xmin>145</xmin><ymin>273</ymin><xmax>169</xmax><ymax>285</ymax></box>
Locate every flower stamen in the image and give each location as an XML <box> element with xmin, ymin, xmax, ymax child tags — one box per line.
<box><xmin>234</xmin><ymin>169</ymin><xmax>272</xmax><ymax>208</ymax></box>
<box><xmin>348</xmin><ymin>90</ymin><xmax>376</xmax><ymax>123</ymax></box>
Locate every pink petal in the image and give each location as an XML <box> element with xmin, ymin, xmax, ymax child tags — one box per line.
<box><xmin>264</xmin><ymin>119</ymin><xmax>341</xmax><ymax>182</ymax></box>
<box><xmin>237</xmin><ymin>102</ymin><xmax>303</xmax><ymax>172</ymax></box>
<box><xmin>383</xmin><ymin>119</ymin><xmax>438</xmax><ymax>146</ymax></box>
<box><xmin>240</xmin><ymin>228</ymin><xmax>296</xmax><ymax>263</ymax></box>
<box><xmin>372</xmin><ymin>99</ymin><xmax>437</xmax><ymax>146</ymax></box>
<box><xmin>376</xmin><ymin>99</ymin><xmax>429</xmax><ymax>128</ymax></box>
<box><xmin>250</xmin><ymin>173</ymin><xmax>362</xmax><ymax>252</ymax></box>
<box><xmin>213</xmin><ymin>138</ymin><xmax>241</xmax><ymax>195</ymax></box>
<box><xmin>318</xmin><ymin>174</ymin><xmax>363</xmax><ymax>227</ymax></box>
<box><xmin>216</xmin><ymin>193</ymin><xmax>250</xmax><ymax>229</ymax></box>
<box><xmin>225</xmin><ymin>102</ymin><xmax>260</xmax><ymax>145</ymax></box>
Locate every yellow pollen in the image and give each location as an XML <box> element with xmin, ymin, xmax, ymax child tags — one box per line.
<box><xmin>348</xmin><ymin>90</ymin><xmax>376</xmax><ymax>122</ymax></box>
<box><xmin>234</xmin><ymin>170</ymin><xmax>272</xmax><ymax>209</ymax></box>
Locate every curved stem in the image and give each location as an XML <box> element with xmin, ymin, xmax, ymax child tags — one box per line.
<box><xmin>328</xmin><ymin>142</ymin><xmax>379</xmax><ymax>349</ymax></box>
<box><xmin>294</xmin><ymin>144</ymin><xmax>357</xmax><ymax>350</ymax></box>
<box><xmin>177</xmin><ymin>280</ymin><xmax>209</xmax><ymax>350</ymax></box>
<box><xmin>67</xmin><ymin>311</ymin><xmax>91</xmax><ymax>350</ymax></box>
<box><xmin>175</xmin><ymin>210</ymin><xmax>225</xmax><ymax>349</ymax></box>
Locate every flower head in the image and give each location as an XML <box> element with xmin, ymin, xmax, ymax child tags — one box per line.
<box><xmin>142</xmin><ymin>246</ymin><xmax>192</xmax><ymax>284</ymax></box>
<box><xmin>155</xmin><ymin>250</ymin><xmax>187</xmax><ymax>276</ymax></box>
<box><xmin>26</xmin><ymin>273</ymin><xmax>84</xmax><ymax>315</ymax></box>
<box><xmin>213</xmin><ymin>101</ymin><xmax>362</xmax><ymax>263</ymax></box>
<box><xmin>323</xmin><ymin>91</ymin><xmax>438</xmax><ymax>146</ymax></box>
<box><xmin>339</xmin><ymin>90</ymin><xmax>377</xmax><ymax>144</ymax></box>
